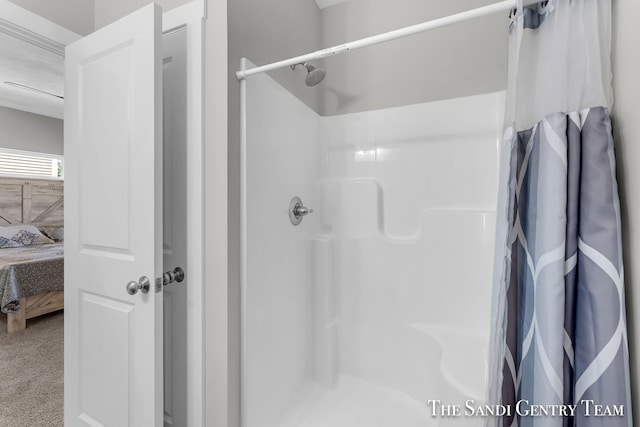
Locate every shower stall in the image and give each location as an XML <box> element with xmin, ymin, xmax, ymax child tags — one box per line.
<box><xmin>240</xmin><ymin>54</ymin><xmax>505</xmax><ymax>426</ymax></box>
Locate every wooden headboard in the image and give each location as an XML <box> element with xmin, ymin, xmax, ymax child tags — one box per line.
<box><xmin>0</xmin><ymin>177</ymin><xmax>63</xmax><ymax>226</ymax></box>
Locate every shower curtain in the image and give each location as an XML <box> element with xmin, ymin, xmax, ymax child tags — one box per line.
<box><xmin>489</xmin><ymin>1</ymin><xmax>633</xmax><ymax>426</ymax></box>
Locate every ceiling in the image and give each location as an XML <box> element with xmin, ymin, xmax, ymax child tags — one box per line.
<box><xmin>0</xmin><ymin>31</ymin><xmax>64</xmax><ymax>119</ymax></box>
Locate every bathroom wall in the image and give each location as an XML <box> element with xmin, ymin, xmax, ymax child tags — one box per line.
<box><xmin>318</xmin><ymin>0</ymin><xmax>508</xmax><ymax>115</ymax></box>
<box><xmin>611</xmin><ymin>0</ymin><xmax>640</xmax><ymax>420</ymax></box>
<box><xmin>244</xmin><ymin>61</ymin><xmax>322</xmax><ymax>427</ymax></box>
<box><xmin>0</xmin><ymin>107</ymin><xmax>63</xmax><ymax>155</ymax></box>
<box><xmin>321</xmin><ymin>91</ymin><xmax>503</xmax><ymax>409</ymax></box>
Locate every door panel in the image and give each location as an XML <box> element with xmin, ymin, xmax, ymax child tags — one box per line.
<box><xmin>79</xmin><ymin>45</ymin><xmax>133</xmax><ymax>251</ymax></box>
<box><xmin>64</xmin><ymin>4</ymin><xmax>163</xmax><ymax>426</ymax></box>
<box><xmin>79</xmin><ymin>294</ymin><xmax>133</xmax><ymax>426</ymax></box>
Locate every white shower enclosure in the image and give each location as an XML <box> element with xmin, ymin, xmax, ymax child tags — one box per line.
<box><xmin>240</xmin><ymin>58</ymin><xmax>504</xmax><ymax>427</ymax></box>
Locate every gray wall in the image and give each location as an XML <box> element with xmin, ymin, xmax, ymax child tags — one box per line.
<box><xmin>204</xmin><ymin>0</ymin><xmax>230</xmax><ymax>426</ymax></box>
<box><xmin>7</xmin><ymin>0</ymin><xmax>94</xmax><ymax>35</ymax></box>
<box><xmin>318</xmin><ymin>0</ymin><xmax>507</xmax><ymax>115</ymax></box>
<box><xmin>230</xmin><ymin>0</ymin><xmax>508</xmax><ymax>117</ymax></box>
<box><xmin>0</xmin><ymin>107</ymin><xmax>63</xmax><ymax>155</ymax></box>
<box><xmin>228</xmin><ymin>0</ymin><xmax>322</xmax><ymax>114</ymax></box>
<box><xmin>612</xmin><ymin>0</ymin><xmax>640</xmax><ymax>419</ymax></box>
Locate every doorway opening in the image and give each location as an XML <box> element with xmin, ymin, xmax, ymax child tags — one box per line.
<box><xmin>0</xmin><ymin>2</ymin><xmax>204</xmax><ymax>426</ymax></box>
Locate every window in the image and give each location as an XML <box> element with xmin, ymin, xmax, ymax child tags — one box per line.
<box><xmin>0</xmin><ymin>148</ymin><xmax>63</xmax><ymax>179</ymax></box>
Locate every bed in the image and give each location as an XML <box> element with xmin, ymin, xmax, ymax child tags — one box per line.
<box><xmin>0</xmin><ymin>178</ymin><xmax>64</xmax><ymax>333</ymax></box>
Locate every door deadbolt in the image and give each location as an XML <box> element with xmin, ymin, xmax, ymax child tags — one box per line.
<box><xmin>162</xmin><ymin>267</ymin><xmax>185</xmax><ymax>286</ymax></box>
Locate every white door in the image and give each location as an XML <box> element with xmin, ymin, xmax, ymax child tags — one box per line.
<box><xmin>64</xmin><ymin>4</ymin><xmax>163</xmax><ymax>426</ymax></box>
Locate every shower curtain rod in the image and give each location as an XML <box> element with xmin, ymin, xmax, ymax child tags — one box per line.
<box><xmin>236</xmin><ymin>0</ymin><xmax>540</xmax><ymax>80</ymax></box>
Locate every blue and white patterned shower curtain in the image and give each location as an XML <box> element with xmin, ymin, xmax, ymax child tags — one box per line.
<box><xmin>489</xmin><ymin>1</ymin><xmax>633</xmax><ymax>426</ymax></box>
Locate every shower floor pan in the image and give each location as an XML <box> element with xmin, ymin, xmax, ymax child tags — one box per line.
<box><xmin>278</xmin><ymin>375</ymin><xmax>434</xmax><ymax>427</ymax></box>
<box><xmin>277</xmin><ymin>375</ymin><xmax>484</xmax><ymax>427</ymax></box>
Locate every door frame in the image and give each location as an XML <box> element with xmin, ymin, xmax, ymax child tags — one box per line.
<box><xmin>0</xmin><ymin>1</ymin><xmax>206</xmax><ymax>425</ymax></box>
<box><xmin>163</xmin><ymin>3</ymin><xmax>206</xmax><ymax>426</ymax></box>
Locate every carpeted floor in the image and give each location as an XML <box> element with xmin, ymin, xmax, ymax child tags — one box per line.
<box><xmin>0</xmin><ymin>311</ymin><xmax>63</xmax><ymax>426</ymax></box>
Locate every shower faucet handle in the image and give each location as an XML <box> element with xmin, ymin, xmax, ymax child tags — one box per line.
<box><xmin>289</xmin><ymin>196</ymin><xmax>313</xmax><ymax>226</ymax></box>
<box><xmin>294</xmin><ymin>205</ymin><xmax>313</xmax><ymax>217</ymax></box>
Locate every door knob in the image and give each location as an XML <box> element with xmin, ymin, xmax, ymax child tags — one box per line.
<box><xmin>162</xmin><ymin>267</ymin><xmax>185</xmax><ymax>286</ymax></box>
<box><xmin>126</xmin><ymin>276</ymin><xmax>151</xmax><ymax>295</ymax></box>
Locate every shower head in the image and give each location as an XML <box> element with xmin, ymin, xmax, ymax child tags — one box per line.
<box><xmin>304</xmin><ymin>64</ymin><xmax>326</xmax><ymax>87</ymax></box>
<box><xmin>290</xmin><ymin>62</ymin><xmax>326</xmax><ymax>87</ymax></box>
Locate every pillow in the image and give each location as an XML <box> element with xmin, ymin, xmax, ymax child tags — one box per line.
<box><xmin>0</xmin><ymin>224</ymin><xmax>55</xmax><ymax>247</ymax></box>
<box><xmin>39</xmin><ymin>226</ymin><xmax>64</xmax><ymax>242</ymax></box>
<box><xmin>0</xmin><ymin>236</ymin><xmax>19</xmax><ymax>249</ymax></box>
